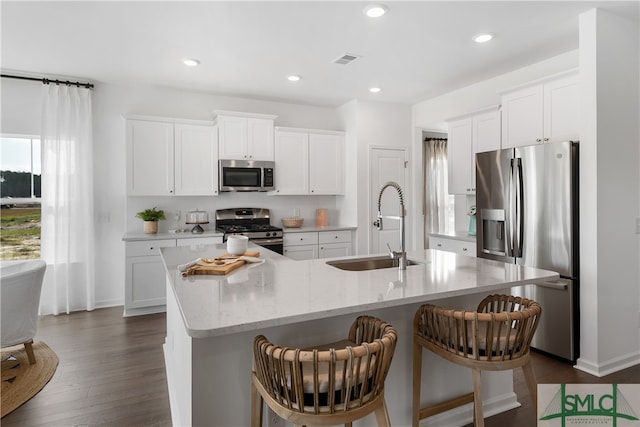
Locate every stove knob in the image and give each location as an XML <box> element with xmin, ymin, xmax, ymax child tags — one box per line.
<box><xmin>266</xmin><ymin>232</ymin><xmax>272</xmax><ymax>237</ymax></box>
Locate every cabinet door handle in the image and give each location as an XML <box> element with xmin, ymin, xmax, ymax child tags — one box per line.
<box><xmin>462</xmin><ymin>247</ymin><xmax>468</xmax><ymax>251</ymax></box>
<box><xmin>437</xmin><ymin>243</ymin><xmax>442</xmax><ymax>247</ymax></box>
<box><xmin>543</xmin><ymin>137</ymin><xmax>549</xmax><ymax>142</ymax></box>
<box><xmin>536</xmin><ymin>138</ymin><xmax>542</xmax><ymax>142</ymax></box>
<box><xmin>334</xmin><ymin>236</ymin><xmax>338</xmax><ymax>239</ymax></box>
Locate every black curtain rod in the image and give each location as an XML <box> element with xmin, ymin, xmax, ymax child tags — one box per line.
<box><xmin>1</xmin><ymin>73</ymin><xmax>94</xmax><ymax>89</ymax></box>
<box><xmin>424</xmin><ymin>137</ymin><xmax>448</xmax><ymax>142</ymax></box>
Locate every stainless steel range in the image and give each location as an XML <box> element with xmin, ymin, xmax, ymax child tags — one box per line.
<box><xmin>215</xmin><ymin>208</ymin><xmax>283</xmax><ymax>255</ymax></box>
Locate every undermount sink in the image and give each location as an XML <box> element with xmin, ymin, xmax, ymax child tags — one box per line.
<box><xmin>326</xmin><ymin>256</ymin><xmax>422</xmax><ymax>271</ymax></box>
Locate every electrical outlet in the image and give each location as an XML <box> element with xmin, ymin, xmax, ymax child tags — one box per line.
<box><xmin>266</xmin><ymin>407</ymin><xmax>284</xmax><ymax>427</ymax></box>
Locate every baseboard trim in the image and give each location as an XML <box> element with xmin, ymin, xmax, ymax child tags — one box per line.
<box><xmin>421</xmin><ymin>391</ymin><xmax>520</xmax><ymax>427</ymax></box>
<box><xmin>575</xmin><ymin>351</ymin><xmax>640</xmax><ymax>377</ymax></box>
<box><xmin>123</xmin><ymin>304</ymin><xmax>166</xmax><ymax>317</ymax></box>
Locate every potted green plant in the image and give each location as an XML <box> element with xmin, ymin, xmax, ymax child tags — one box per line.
<box><xmin>136</xmin><ymin>207</ymin><xmax>166</xmax><ymax>234</ymax></box>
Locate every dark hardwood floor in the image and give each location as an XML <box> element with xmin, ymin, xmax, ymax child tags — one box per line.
<box><xmin>3</xmin><ymin>307</ymin><xmax>639</xmax><ymax>426</ymax></box>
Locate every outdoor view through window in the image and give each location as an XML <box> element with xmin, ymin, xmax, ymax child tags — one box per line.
<box><xmin>0</xmin><ymin>136</ymin><xmax>41</xmax><ymax>260</ymax></box>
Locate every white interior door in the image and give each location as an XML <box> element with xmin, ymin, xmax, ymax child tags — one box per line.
<box><xmin>370</xmin><ymin>147</ymin><xmax>407</xmax><ymax>254</ymax></box>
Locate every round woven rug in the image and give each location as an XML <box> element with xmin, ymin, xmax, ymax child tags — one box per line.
<box><xmin>1</xmin><ymin>341</ymin><xmax>58</xmax><ymax>418</ymax></box>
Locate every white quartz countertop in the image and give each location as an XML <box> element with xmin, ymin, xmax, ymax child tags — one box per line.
<box><xmin>429</xmin><ymin>231</ymin><xmax>476</xmax><ymax>242</ymax></box>
<box><xmin>123</xmin><ymin>231</ymin><xmax>223</xmax><ymax>242</ymax></box>
<box><xmin>282</xmin><ymin>225</ymin><xmax>356</xmax><ymax>233</ymax></box>
<box><xmin>161</xmin><ymin>244</ymin><xmax>559</xmax><ymax>339</ymax></box>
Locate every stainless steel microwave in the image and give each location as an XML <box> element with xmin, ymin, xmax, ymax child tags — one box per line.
<box><xmin>219</xmin><ymin>159</ymin><xmax>275</xmax><ymax>192</ymax></box>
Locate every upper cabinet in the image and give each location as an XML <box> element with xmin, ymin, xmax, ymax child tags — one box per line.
<box><xmin>501</xmin><ymin>71</ymin><xmax>579</xmax><ymax>149</ymax></box>
<box><xmin>274</xmin><ymin>127</ymin><xmax>345</xmax><ymax>195</ymax></box>
<box><xmin>126</xmin><ymin>117</ymin><xmax>218</xmax><ymax>196</ymax></box>
<box><xmin>214</xmin><ymin>111</ymin><xmax>277</xmax><ymax>161</ymax></box>
<box><xmin>447</xmin><ymin>107</ymin><xmax>500</xmax><ymax>195</ymax></box>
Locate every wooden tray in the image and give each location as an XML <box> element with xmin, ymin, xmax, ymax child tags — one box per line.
<box><xmin>185</xmin><ymin>251</ymin><xmax>260</xmax><ymax>276</ymax></box>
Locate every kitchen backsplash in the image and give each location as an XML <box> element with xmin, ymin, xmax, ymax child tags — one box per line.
<box><xmin>126</xmin><ymin>194</ymin><xmax>340</xmax><ymax>234</ymax></box>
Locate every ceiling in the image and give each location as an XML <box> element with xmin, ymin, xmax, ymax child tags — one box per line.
<box><xmin>1</xmin><ymin>1</ymin><xmax>638</xmax><ymax>107</ymax></box>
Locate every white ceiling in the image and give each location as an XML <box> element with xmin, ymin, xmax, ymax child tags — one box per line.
<box><xmin>1</xmin><ymin>1</ymin><xmax>638</xmax><ymax>107</ymax></box>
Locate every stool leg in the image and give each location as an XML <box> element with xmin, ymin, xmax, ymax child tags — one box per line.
<box><xmin>251</xmin><ymin>380</ymin><xmax>263</xmax><ymax>427</ymax></box>
<box><xmin>412</xmin><ymin>340</ymin><xmax>422</xmax><ymax>427</ymax></box>
<box><xmin>373</xmin><ymin>397</ymin><xmax>391</xmax><ymax>427</ymax></box>
<box><xmin>522</xmin><ymin>360</ymin><xmax>538</xmax><ymax>409</ymax></box>
<box><xmin>472</xmin><ymin>368</ymin><xmax>484</xmax><ymax>427</ymax></box>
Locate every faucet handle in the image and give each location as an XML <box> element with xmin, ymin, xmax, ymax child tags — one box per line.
<box><xmin>373</xmin><ymin>218</ymin><xmax>382</xmax><ymax>230</ymax></box>
<box><xmin>386</xmin><ymin>243</ymin><xmax>395</xmax><ymax>258</ymax></box>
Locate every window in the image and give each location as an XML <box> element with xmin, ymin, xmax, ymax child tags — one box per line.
<box><xmin>1</xmin><ymin>136</ymin><xmax>42</xmax><ymax>260</ymax></box>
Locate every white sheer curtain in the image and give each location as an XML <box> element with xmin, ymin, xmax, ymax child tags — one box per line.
<box><xmin>40</xmin><ymin>84</ymin><xmax>95</xmax><ymax>315</ymax></box>
<box><xmin>423</xmin><ymin>138</ymin><xmax>449</xmax><ymax>247</ymax></box>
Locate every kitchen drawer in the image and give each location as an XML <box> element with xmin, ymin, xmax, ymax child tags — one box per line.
<box><xmin>318</xmin><ymin>230</ymin><xmax>351</xmax><ymax>244</ymax></box>
<box><xmin>176</xmin><ymin>237</ymin><xmax>223</xmax><ymax>246</ymax></box>
<box><xmin>283</xmin><ymin>244</ymin><xmax>318</xmax><ymax>260</ymax></box>
<box><xmin>283</xmin><ymin>232</ymin><xmax>318</xmax><ymax>246</ymax></box>
<box><xmin>126</xmin><ymin>239</ymin><xmax>176</xmax><ymax>257</ymax></box>
<box><xmin>429</xmin><ymin>236</ymin><xmax>476</xmax><ymax>257</ymax></box>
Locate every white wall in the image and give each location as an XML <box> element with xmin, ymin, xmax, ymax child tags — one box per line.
<box><xmin>337</xmin><ymin>100</ymin><xmax>412</xmax><ymax>255</ymax></box>
<box><xmin>2</xmin><ymin>79</ymin><xmax>344</xmax><ymax>309</ymax></box>
<box><xmin>576</xmin><ymin>9</ymin><xmax>640</xmax><ymax>375</ymax></box>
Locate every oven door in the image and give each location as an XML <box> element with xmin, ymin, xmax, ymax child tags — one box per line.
<box><xmin>251</xmin><ymin>238</ymin><xmax>283</xmax><ymax>255</ymax></box>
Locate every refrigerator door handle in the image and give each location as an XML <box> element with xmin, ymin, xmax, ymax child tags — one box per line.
<box><xmin>507</xmin><ymin>158</ymin><xmax>515</xmax><ymax>256</ymax></box>
<box><xmin>536</xmin><ymin>280</ymin><xmax>568</xmax><ymax>291</ymax></box>
<box><xmin>514</xmin><ymin>157</ymin><xmax>524</xmax><ymax>257</ymax></box>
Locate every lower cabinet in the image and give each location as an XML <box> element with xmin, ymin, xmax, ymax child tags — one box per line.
<box><xmin>124</xmin><ymin>236</ymin><xmax>222</xmax><ymax>316</ymax></box>
<box><xmin>284</xmin><ymin>230</ymin><xmax>352</xmax><ymax>260</ymax></box>
<box><xmin>428</xmin><ymin>235</ymin><xmax>476</xmax><ymax>257</ymax></box>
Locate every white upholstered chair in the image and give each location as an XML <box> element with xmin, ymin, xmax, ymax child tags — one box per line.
<box><xmin>1</xmin><ymin>259</ymin><xmax>47</xmax><ymax>364</ymax></box>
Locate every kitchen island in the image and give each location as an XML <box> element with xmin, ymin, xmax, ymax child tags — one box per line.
<box><xmin>161</xmin><ymin>244</ymin><xmax>559</xmax><ymax>426</ymax></box>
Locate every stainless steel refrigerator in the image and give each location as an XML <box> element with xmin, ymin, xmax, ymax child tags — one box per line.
<box><xmin>476</xmin><ymin>140</ymin><xmax>578</xmax><ymax>361</ymax></box>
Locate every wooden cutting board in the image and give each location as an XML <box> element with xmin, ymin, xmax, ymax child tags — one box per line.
<box><xmin>185</xmin><ymin>251</ymin><xmax>260</xmax><ymax>276</ymax></box>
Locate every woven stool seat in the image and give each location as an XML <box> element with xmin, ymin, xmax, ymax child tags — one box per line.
<box><xmin>251</xmin><ymin>315</ymin><xmax>398</xmax><ymax>427</ymax></box>
<box><xmin>412</xmin><ymin>294</ymin><xmax>542</xmax><ymax>427</ymax></box>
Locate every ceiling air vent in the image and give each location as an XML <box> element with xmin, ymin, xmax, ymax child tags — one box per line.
<box><xmin>333</xmin><ymin>53</ymin><xmax>362</xmax><ymax>65</ymax></box>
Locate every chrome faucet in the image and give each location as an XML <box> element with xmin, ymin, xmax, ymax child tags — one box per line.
<box><xmin>373</xmin><ymin>181</ymin><xmax>407</xmax><ymax>270</ymax></box>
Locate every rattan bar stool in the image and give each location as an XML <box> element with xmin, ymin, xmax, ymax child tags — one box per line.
<box><xmin>251</xmin><ymin>315</ymin><xmax>398</xmax><ymax>427</ymax></box>
<box><xmin>412</xmin><ymin>294</ymin><xmax>542</xmax><ymax>427</ymax></box>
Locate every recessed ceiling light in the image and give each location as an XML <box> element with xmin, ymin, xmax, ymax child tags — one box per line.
<box><xmin>363</xmin><ymin>4</ymin><xmax>388</xmax><ymax>18</ymax></box>
<box><xmin>369</xmin><ymin>87</ymin><xmax>382</xmax><ymax>93</ymax></box>
<box><xmin>287</xmin><ymin>75</ymin><xmax>301</xmax><ymax>82</ymax></box>
<box><xmin>473</xmin><ymin>33</ymin><xmax>494</xmax><ymax>43</ymax></box>
<box><xmin>183</xmin><ymin>58</ymin><xmax>200</xmax><ymax>67</ymax></box>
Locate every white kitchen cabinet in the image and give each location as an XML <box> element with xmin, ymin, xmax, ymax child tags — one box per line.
<box><xmin>125</xmin><ymin>239</ymin><xmax>176</xmax><ymax>316</ymax></box>
<box><xmin>283</xmin><ymin>245</ymin><xmax>318</xmax><ymax>261</ymax></box>
<box><xmin>274</xmin><ymin>127</ymin><xmax>345</xmax><ymax>195</ymax></box>
<box><xmin>501</xmin><ymin>71</ymin><xmax>579</xmax><ymax>149</ymax></box>
<box><xmin>126</xmin><ymin>117</ymin><xmax>218</xmax><ymax>196</ymax></box>
<box><xmin>318</xmin><ymin>230</ymin><xmax>352</xmax><ymax>258</ymax></box>
<box><xmin>127</xmin><ymin>120</ymin><xmax>174</xmax><ymax>196</ymax></box>
<box><xmin>429</xmin><ymin>235</ymin><xmax>476</xmax><ymax>257</ymax></box>
<box><xmin>124</xmin><ymin>235</ymin><xmax>223</xmax><ymax>316</ymax></box>
<box><xmin>273</xmin><ymin>130</ymin><xmax>309</xmax><ymax>194</ymax></box>
<box><xmin>309</xmin><ymin>133</ymin><xmax>344</xmax><ymax>195</ymax></box>
<box><xmin>174</xmin><ymin>123</ymin><xmax>219</xmax><ymax>196</ymax></box>
<box><xmin>215</xmin><ymin>111</ymin><xmax>277</xmax><ymax>161</ymax></box>
<box><xmin>447</xmin><ymin>108</ymin><xmax>500</xmax><ymax>195</ymax></box>
<box><xmin>283</xmin><ymin>229</ymin><xmax>352</xmax><ymax>260</ymax></box>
